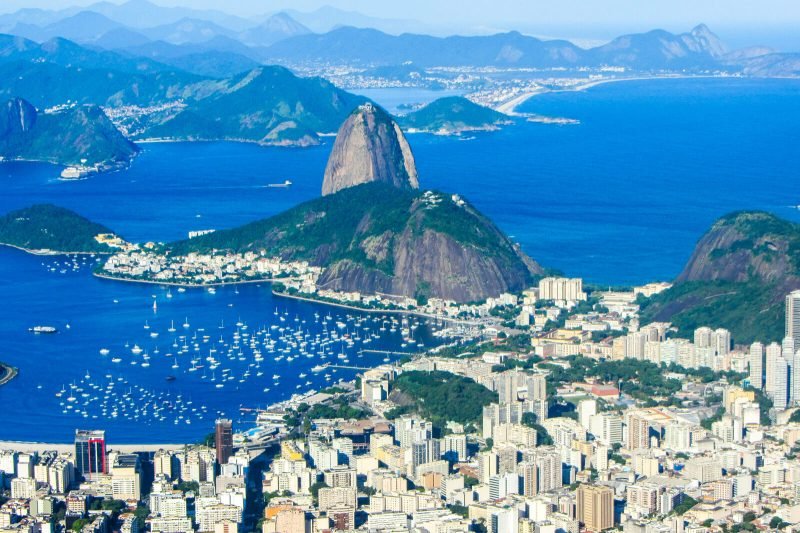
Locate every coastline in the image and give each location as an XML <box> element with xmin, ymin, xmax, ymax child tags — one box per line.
<box><xmin>498</xmin><ymin>74</ymin><xmax>738</xmax><ymax>114</ymax></box>
<box><xmin>92</xmin><ymin>270</ymin><xmax>296</xmax><ymax>288</ymax></box>
<box><xmin>0</xmin><ymin>362</ymin><xmax>18</xmax><ymax>387</ymax></box>
<box><xmin>271</xmin><ymin>289</ymin><xmax>479</xmax><ymax>325</ymax></box>
<box><xmin>0</xmin><ymin>242</ymin><xmax>112</xmax><ymax>257</ymax></box>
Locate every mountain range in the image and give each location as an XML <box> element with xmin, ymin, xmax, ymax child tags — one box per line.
<box><xmin>0</xmin><ymin>1</ymin><xmax>796</xmax><ymax>77</ymax></box>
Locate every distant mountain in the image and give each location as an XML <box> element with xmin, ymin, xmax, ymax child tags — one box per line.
<box><xmin>0</xmin><ymin>204</ymin><xmax>117</xmax><ymax>253</ymax></box>
<box><xmin>398</xmin><ymin>96</ymin><xmax>509</xmax><ymax>133</ymax></box>
<box><xmin>587</xmin><ymin>24</ymin><xmax>727</xmax><ymax>69</ymax></box>
<box><xmin>239</xmin><ymin>13</ymin><xmax>312</xmax><ymax>48</ymax></box>
<box><xmin>139</xmin><ymin>17</ymin><xmax>236</xmax><ymax>45</ymax></box>
<box><xmin>264</xmin><ymin>27</ymin><xmax>583</xmax><ymax>68</ymax></box>
<box><xmin>9</xmin><ymin>11</ymin><xmax>123</xmax><ymax>43</ymax></box>
<box><xmin>0</xmin><ymin>34</ymin><xmax>173</xmax><ymax>74</ymax></box>
<box><xmin>144</xmin><ymin>66</ymin><xmax>369</xmax><ymax>146</ymax></box>
<box><xmin>264</xmin><ymin>24</ymin><xmax>732</xmax><ymax>71</ymax></box>
<box><xmin>77</xmin><ymin>0</ymin><xmax>253</xmax><ymax>32</ymax></box>
<box><xmin>0</xmin><ymin>97</ymin><xmax>138</xmax><ymax>168</ymax></box>
<box><xmin>640</xmin><ymin>211</ymin><xmax>800</xmax><ymax>343</ymax></box>
<box><xmin>732</xmin><ymin>52</ymin><xmax>800</xmax><ymax>77</ymax></box>
<box><xmin>118</xmin><ymin>37</ymin><xmax>261</xmax><ymax>77</ymax></box>
<box><xmin>283</xmin><ymin>6</ymin><xmax>423</xmax><ymax>35</ymax></box>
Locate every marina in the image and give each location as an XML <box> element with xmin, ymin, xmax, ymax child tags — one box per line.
<box><xmin>0</xmin><ymin>246</ymin><xmax>447</xmax><ymax>442</ymax></box>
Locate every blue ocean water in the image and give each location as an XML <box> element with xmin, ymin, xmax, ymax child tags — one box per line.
<box><xmin>0</xmin><ymin>77</ymin><xmax>798</xmax><ymax>443</ymax></box>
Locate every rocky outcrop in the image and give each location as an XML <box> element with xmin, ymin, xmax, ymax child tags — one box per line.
<box><xmin>322</xmin><ymin>103</ymin><xmax>418</xmax><ymax>196</ymax></box>
<box><xmin>677</xmin><ymin>211</ymin><xmax>800</xmax><ymax>288</ymax></box>
<box><xmin>640</xmin><ymin>211</ymin><xmax>800</xmax><ymax>343</ymax></box>
<box><xmin>314</xmin><ymin>194</ymin><xmax>540</xmax><ymax>302</ymax></box>
<box><xmin>0</xmin><ymin>97</ymin><xmax>138</xmax><ymax>169</ymax></box>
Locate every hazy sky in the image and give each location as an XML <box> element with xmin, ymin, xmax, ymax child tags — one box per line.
<box><xmin>4</xmin><ymin>0</ymin><xmax>800</xmax><ymax>48</ymax></box>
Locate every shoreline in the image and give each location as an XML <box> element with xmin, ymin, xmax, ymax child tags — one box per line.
<box><xmin>498</xmin><ymin>74</ymin><xmax>740</xmax><ymax>114</ymax></box>
<box><xmin>92</xmin><ymin>271</ymin><xmax>295</xmax><ymax>288</ymax></box>
<box><xmin>0</xmin><ymin>242</ymin><xmax>112</xmax><ymax>257</ymax></box>
<box><xmin>271</xmin><ymin>290</ymin><xmax>478</xmax><ymax>325</ymax></box>
<box><xmin>0</xmin><ymin>362</ymin><xmax>18</xmax><ymax>387</ymax></box>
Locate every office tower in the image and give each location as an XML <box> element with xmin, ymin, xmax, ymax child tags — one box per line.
<box><xmin>215</xmin><ymin>419</ymin><xmax>233</xmax><ymax>465</ymax></box>
<box><xmin>749</xmin><ymin>342</ymin><xmax>764</xmax><ymax>389</ymax></box>
<box><xmin>713</xmin><ymin>329</ymin><xmax>731</xmax><ymax>356</ymax></box>
<box><xmin>766</xmin><ymin>342</ymin><xmax>782</xmax><ymax>393</ymax></box>
<box><xmin>773</xmin><ymin>355</ymin><xmax>789</xmax><ymax>410</ymax></box>
<box><xmin>577</xmin><ymin>484</ymin><xmax>614</xmax><ymax>532</ymax></box>
<box><xmin>787</xmin><ymin>290</ymin><xmax>800</xmax><ymax>353</ymax></box>
<box><xmin>74</xmin><ymin>430</ymin><xmax>107</xmax><ymax>480</ymax></box>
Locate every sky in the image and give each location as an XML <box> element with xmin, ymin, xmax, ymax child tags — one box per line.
<box><xmin>3</xmin><ymin>0</ymin><xmax>800</xmax><ymax>49</ymax></box>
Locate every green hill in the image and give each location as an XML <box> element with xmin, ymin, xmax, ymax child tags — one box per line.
<box><xmin>168</xmin><ymin>182</ymin><xmax>541</xmax><ymax>303</ymax></box>
<box><xmin>387</xmin><ymin>370</ymin><xmax>498</xmax><ymax>427</ymax></box>
<box><xmin>146</xmin><ymin>67</ymin><xmax>367</xmax><ymax>146</ymax></box>
<box><xmin>640</xmin><ymin>211</ymin><xmax>800</xmax><ymax>343</ymax></box>
<box><xmin>0</xmin><ymin>97</ymin><xmax>138</xmax><ymax>168</ymax></box>
<box><xmin>398</xmin><ymin>96</ymin><xmax>509</xmax><ymax>133</ymax></box>
<box><xmin>0</xmin><ymin>204</ymin><xmax>117</xmax><ymax>253</ymax></box>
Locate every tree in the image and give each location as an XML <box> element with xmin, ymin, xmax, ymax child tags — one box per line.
<box><xmin>309</xmin><ymin>481</ymin><xmax>328</xmax><ymax>504</ymax></box>
<box><xmin>71</xmin><ymin>519</ymin><xmax>89</xmax><ymax>532</ymax></box>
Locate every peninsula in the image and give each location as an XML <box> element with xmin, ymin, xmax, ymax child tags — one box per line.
<box><xmin>0</xmin><ymin>97</ymin><xmax>138</xmax><ymax>176</ymax></box>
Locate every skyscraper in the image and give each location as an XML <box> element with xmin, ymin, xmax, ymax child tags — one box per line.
<box><xmin>577</xmin><ymin>484</ymin><xmax>614</xmax><ymax>532</ymax></box>
<box><xmin>215</xmin><ymin>419</ymin><xmax>233</xmax><ymax>465</ymax></box>
<box><xmin>74</xmin><ymin>429</ymin><xmax>106</xmax><ymax>480</ymax></box>
<box><xmin>787</xmin><ymin>291</ymin><xmax>800</xmax><ymax>354</ymax></box>
<box><xmin>749</xmin><ymin>342</ymin><xmax>764</xmax><ymax>389</ymax></box>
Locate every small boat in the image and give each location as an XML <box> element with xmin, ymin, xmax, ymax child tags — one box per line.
<box><xmin>29</xmin><ymin>326</ymin><xmax>57</xmax><ymax>334</ymax></box>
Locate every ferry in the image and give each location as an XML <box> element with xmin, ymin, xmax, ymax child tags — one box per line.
<box><xmin>29</xmin><ymin>326</ymin><xmax>57</xmax><ymax>334</ymax></box>
<box><xmin>266</xmin><ymin>180</ymin><xmax>292</xmax><ymax>188</ymax></box>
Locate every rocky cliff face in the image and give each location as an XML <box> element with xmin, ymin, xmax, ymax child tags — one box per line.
<box><xmin>640</xmin><ymin>211</ymin><xmax>800</xmax><ymax>343</ymax></box>
<box><xmin>313</xmin><ymin>191</ymin><xmax>541</xmax><ymax>302</ymax></box>
<box><xmin>322</xmin><ymin>103</ymin><xmax>419</xmax><ymax>196</ymax></box>
<box><xmin>677</xmin><ymin>211</ymin><xmax>800</xmax><ymax>288</ymax></box>
<box><xmin>0</xmin><ymin>97</ymin><xmax>138</xmax><ymax>168</ymax></box>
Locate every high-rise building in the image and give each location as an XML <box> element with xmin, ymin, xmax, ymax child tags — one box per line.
<box><xmin>749</xmin><ymin>342</ymin><xmax>764</xmax><ymax>389</ymax></box>
<box><xmin>765</xmin><ymin>342</ymin><xmax>782</xmax><ymax>396</ymax></box>
<box><xmin>74</xmin><ymin>430</ymin><xmax>106</xmax><ymax>480</ymax></box>
<box><xmin>215</xmin><ymin>419</ymin><xmax>233</xmax><ymax>466</ymax></box>
<box><xmin>772</xmin><ymin>354</ymin><xmax>789</xmax><ymax>410</ymax></box>
<box><xmin>787</xmin><ymin>291</ymin><xmax>800</xmax><ymax>353</ymax></box>
<box><xmin>577</xmin><ymin>484</ymin><xmax>614</xmax><ymax>532</ymax></box>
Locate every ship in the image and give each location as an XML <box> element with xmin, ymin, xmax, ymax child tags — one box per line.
<box><xmin>266</xmin><ymin>180</ymin><xmax>293</xmax><ymax>188</ymax></box>
<box><xmin>29</xmin><ymin>326</ymin><xmax>57</xmax><ymax>334</ymax></box>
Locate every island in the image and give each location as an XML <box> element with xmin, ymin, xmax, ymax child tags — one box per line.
<box><xmin>0</xmin><ymin>97</ymin><xmax>138</xmax><ymax>177</ymax></box>
<box><xmin>397</xmin><ymin>96</ymin><xmax>512</xmax><ymax>135</ymax></box>
<box><xmin>0</xmin><ymin>204</ymin><xmax>125</xmax><ymax>254</ymax></box>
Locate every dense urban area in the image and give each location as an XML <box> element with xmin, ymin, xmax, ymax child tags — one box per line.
<box><xmin>3</xmin><ymin>276</ymin><xmax>800</xmax><ymax>533</ymax></box>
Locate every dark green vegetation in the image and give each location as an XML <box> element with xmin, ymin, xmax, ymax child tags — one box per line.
<box><xmin>0</xmin><ymin>36</ymin><xmax>368</xmax><ymax>147</ymax></box>
<box><xmin>145</xmin><ymin>66</ymin><xmax>367</xmax><ymax>146</ymax></box>
<box><xmin>0</xmin><ymin>97</ymin><xmax>137</xmax><ymax>167</ymax></box>
<box><xmin>0</xmin><ymin>204</ymin><xmax>117</xmax><ymax>253</ymax></box>
<box><xmin>641</xmin><ymin>211</ymin><xmax>800</xmax><ymax>344</ymax></box>
<box><xmin>387</xmin><ymin>370</ymin><xmax>498</xmax><ymax>427</ymax></box>
<box><xmin>168</xmin><ymin>182</ymin><xmax>540</xmax><ymax>302</ymax></box>
<box><xmin>673</xmin><ymin>496</ymin><xmax>698</xmax><ymax>516</ymax></box>
<box><xmin>398</xmin><ymin>96</ymin><xmax>508</xmax><ymax>133</ymax></box>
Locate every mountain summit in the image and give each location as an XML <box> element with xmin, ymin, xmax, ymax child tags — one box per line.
<box><xmin>322</xmin><ymin>103</ymin><xmax>419</xmax><ymax>196</ymax></box>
